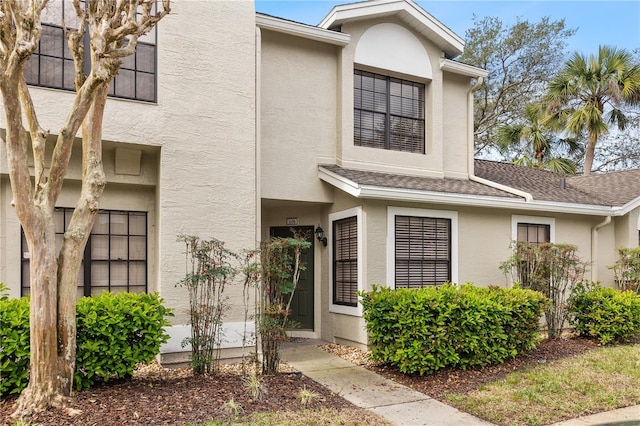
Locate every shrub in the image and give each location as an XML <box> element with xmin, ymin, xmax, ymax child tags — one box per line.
<box><xmin>610</xmin><ymin>247</ymin><xmax>640</xmax><ymax>292</ymax></box>
<box><xmin>75</xmin><ymin>292</ymin><xmax>173</xmax><ymax>390</ymax></box>
<box><xmin>177</xmin><ymin>235</ymin><xmax>236</xmax><ymax>375</ymax></box>
<box><xmin>501</xmin><ymin>242</ymin><xmax>587</xmax><ymax>338</ymax></box>
<box><xmin>0</xmin><ymin>292</ymin><xmax>173</xmax><ymax>395</ymax></box>
<box><xmin>360</xmin><ymin>284</ymin><xmax>546</xmax><ymax>375</ymax></box>
<box><xmin>0</xmin><ymin>296</ymin><xmax>30</xmax><ymax>395</ymax></box>
<box><xmin>567</xmin><ymin>281</ymin><xmax>640</xmax><ymax>345</ymax></box>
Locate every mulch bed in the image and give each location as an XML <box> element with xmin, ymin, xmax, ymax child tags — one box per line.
<box><xmin>369</xmin><ymin>337</ymin><xmax>600</xmax><ymax>399</ymax></box>
<box><xmin>0</xmin><ymin>372</ymin><xmax>354</xmax><ymax>425</ymax></box>
<box><xmin>0</xmin><ymin>337</ymin><xmax>602</xmax><ymax>425</ymax></box>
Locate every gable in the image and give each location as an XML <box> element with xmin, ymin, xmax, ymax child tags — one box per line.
<box><xmin>355</xmin><ymin>22</ymin><xmax>432</xmax><ymax>79</ymax></box>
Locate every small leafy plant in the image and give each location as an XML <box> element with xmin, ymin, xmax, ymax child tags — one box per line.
<box><xmin>258</xmin><ymin>232</ymin><xmax>311</xmax><ymax>374</ymax></box>
<box><xmin>177</xmin><ymin>235</ymin><xmax>238</xmax><ymax>375</ymax></box>
<box><xmin>567</xmin><ymin>281</ymin><xmax>640</xmax><ymax>344</ymax></box>
<box><xmin>243</xmin><ymin>373</ymin><xmax>266</xmax><ymax>400</ymax></box>
<box><xmin>501</xmin><ymin>242</ymin><xmax>586</xmax><ymax>338</ymax></box>
<box><xmin>297</xmin><ymin>386</ymin><xmax>319</xmax><ymax>407</ymax></box>
<box><xmin>610</xmin><ymin>247</ymin><xmax>640</xmax><ymax>292</ymax></box>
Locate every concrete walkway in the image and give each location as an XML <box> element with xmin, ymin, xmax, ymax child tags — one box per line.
<box><xmin>281</xmin><ymin>343</ymin><xmax>492</xmax><ymax>425</ymax></box>
<box><xmin>281</xmin><ymin>342</ymin><xmax>640</xmax><ymax>426</ymax></box>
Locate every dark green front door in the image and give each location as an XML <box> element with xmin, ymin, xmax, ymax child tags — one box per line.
<box><xmin>269</xmin><ymin>226</ymin><xmax>314</xmax><ymax>330</ymax></box>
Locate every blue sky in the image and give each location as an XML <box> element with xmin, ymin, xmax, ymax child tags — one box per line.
<box><xmin>255</xmin><ymin>1</ymin><xmax>640</xmax><ymax>55</ymax></box>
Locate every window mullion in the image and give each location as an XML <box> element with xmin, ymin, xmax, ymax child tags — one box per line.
<box><xmin>385</xmin><ymin>76</ymin><xmax>391</xmax><ymax>150</ymax></box>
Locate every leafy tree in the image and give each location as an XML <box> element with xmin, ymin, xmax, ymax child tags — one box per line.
<box><xmin>545</xmin><ymin>46</ymin><xmax>640</xmax><ymax>175</ymax></box>
<box><xmin>0</xmin><ymin>0</ymin><xmax>170</xmax><ymax>417</ymax></box>
<box><xmin>459</xmin><ymin>16</ymin><xmax>576</xmax><ymax>156</ymax></box>
<box><xmin>497</xmin><ymin>103</ymin><xmax>581</xmax><ymax>173</ymax></box>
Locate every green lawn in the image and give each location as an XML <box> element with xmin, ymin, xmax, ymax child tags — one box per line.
<box><xmin>446</xmin><ymin>344</ymin><xmax>640</xmax><ymax>426</ymax></box>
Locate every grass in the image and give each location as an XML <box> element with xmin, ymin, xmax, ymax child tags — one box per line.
<box><xmin>187</xmin><ymin>408</ymin><xmax>393</xmax><ymax>425</ymax></box>
<box><xmin>446</xmin><ymin>343</ymin><xmax>640</xmax><ymax>426</ymax></box>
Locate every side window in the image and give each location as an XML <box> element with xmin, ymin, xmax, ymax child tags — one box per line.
<box><xmin>512</xmin><ymin>215</ymin><xmax>555</xmax><ymax>244</ymax></box>
<box><xmin>329</xmin><ymin>207</ymin><xmax>363</xmax><ymax>316</ymax></box>
<box><xmin>333</xmin><ymin>216</ymin><xmax>358</xmax><ymax>307</ymax></box>
<box><xmin>517</xmin><ymin>223</ymin><xmax>551</xmax><ymax>244</ymax></box>
<box><xmin>21</xmin><ymin>208</ymin><xmax>147</xmax><ymax>297</ymax></box>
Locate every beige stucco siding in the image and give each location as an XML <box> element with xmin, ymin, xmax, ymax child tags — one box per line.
<box><xmin>0</xmin><ymin>2</ymin><xmax>258</xmax><ymax>331</ymax></box>
<box><xmin>441</xmin><ymin>72</ymin><xmax>472</xmax><ymax>179</ymax></box>
<box><xmin>260</xmin><ymin>31</ymin><xmax>338</xmax><ymax>203</ymax></box>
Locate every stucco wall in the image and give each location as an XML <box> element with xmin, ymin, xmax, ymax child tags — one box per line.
<box><xmin>0</xmin><ymin>2</ymin><xmax>258</xmax><ymax>333</ymax></box>
<box><xmin>442</xmin><ymin>72</ymin><xmax>472</xmax><ymax>179</ymax></box>
<box><xmin>259</xmin><ymin>30</ymin><xmax>337</xmax><ymax>203</ymax></box>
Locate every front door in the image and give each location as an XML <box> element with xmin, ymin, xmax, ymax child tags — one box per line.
<box><xmin>269</xmin><ymin>226</ymin><xmax>314</xmax><ymax>330</ymax></box>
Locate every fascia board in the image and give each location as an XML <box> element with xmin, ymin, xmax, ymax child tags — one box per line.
<box><xmin>320</xmin><ymin>167</ymin><xmax>618</xmax><ymax>216</ymax></box>
<box><xmin>358</xmin><ymin>185</ymin><xmax>616</xmax><ymax>216</ymax></box>
<box><xmin>613</xmin><ymin>194</ymin><xmax>640</xmax><ymax>216</ymax></box>
<box><xmin>256</xmin><ymin>14</ymin><xmax>350</xmax><ymax>46</ymax></box>
<box><xmin>440</xmin><ymin>58</ymin><xmax>488</xmax><ymax>78</ymax></box>
<box><xmin>318</xmin><ymin>167</ymin><xmax>362</xmax><ymax>197</ymax></box>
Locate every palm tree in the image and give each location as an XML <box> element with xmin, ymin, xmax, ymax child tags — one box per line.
<box><xmin>498</xmin><ymin>102</ymin><xmax>580</xmax><ymax>173</ymax></box>
<box><xmin>545</xmin><ymin>46</ymin><xmax>640</xmax><ymax>175</ymax></box>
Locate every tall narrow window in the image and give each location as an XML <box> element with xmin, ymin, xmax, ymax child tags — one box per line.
<box><xmin>354</xmin><ymin>70</ymin><xmax>425</xmax><ymax>153</ymax></box>
<box><xmin>25</xmin><ymin>2</ymin><xmax>158</xmax><ymax>102</ymax></box>
<box><xmin>333</xmin><ymin>216</ymin><xmax>358</xmax><ymax>307</ymax></box>
<box><xmin>21</xmin><ymin>208</ymin><xmax>147</xmax><ymax>297</ymax></box>
<box><xmin>395</xmin><ymin>215</ymin><xmax>451</xmax><ymax>288</ymax></box>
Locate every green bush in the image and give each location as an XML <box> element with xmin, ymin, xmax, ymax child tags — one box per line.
<box><xmin>567</xmin><ymin>282</ymin><xmax>640</xmax><ymax>345</ymax></box>
<box><xmin>0</xmin><ymin>292</ymin><xmax>173</xmax><ymax>396</ymax></box>
<box><xmin>0</xmin><ymin>296</ymin><xmax>30</xmax><ymax>395</ymax></box>
<box><xmin>360</xmin><ymin>284</ymin><xmax>547</xmax><ymax>375</ymax></box>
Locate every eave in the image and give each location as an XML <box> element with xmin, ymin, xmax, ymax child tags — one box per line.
<box><xmin>256</xmin><ymin>13</ymin><xmax>351</xmax><ymax>46</ymax></box>
<box><xmin>319</xmin><ymin>166</ymin><xmax>631</xmax><ymax>217</ymax></box>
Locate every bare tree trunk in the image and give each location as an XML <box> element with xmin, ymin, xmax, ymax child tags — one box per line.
<box><xmin>583</xmin><ymin>133</ymin><xmax>597</xmax><ymax>176</ymax></box>
<box><xmin>13</xmin><ymin>213</ymin><xmax>64</xmax><ymax>415</ymax></box>
<box><xmin>56</xmin><ymin>83</ymin><xmax>109</xmax><ymax>395</ymax></box>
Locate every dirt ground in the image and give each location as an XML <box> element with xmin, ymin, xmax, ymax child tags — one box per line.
<box><xmin>0</xmin><ymin>338</ymin><xmax>599</xmax><ymax>425</ymax></box>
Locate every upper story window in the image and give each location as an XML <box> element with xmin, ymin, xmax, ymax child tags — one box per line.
<box><xmin>25</xmin><ymin>2</ymin><xmax>157</xmax><ymax>102</ymax></box>
<box><xmin>354</xmin><ymin>70</ymin><xmax>425</xmax><ymax>153</ymax></box>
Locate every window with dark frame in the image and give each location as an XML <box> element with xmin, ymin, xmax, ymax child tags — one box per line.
<box><xmin>21</xmin><ymin>208</ymin><xmax>148</xmax><ymax>298</ymax></box>
<box><xmin>333</xmin><ymin>216</ymin><xmax>358</xmax><ymax>307</ymax></box>
<box><xmin>395</xmin><ymin>215</ymin><xmax>451</xmax><ymax>288</ymax></box>
<box><xmin>25</xmin><ymin>2</ymin><xmax>158</xmax><ymax>102</ymax></box>
<box><xmin>517</xmin><ymin>223</ymin><xmax>551</xmax><ymax>244</ymax></box>
<box><xmin>354</xmin><ymin>70</ymin><xmax>425</xmax><ymax>153</ymax></box>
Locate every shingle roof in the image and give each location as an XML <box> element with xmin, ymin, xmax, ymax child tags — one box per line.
<box><xmin>475</xmin><ymin>160</ymin><xmax>640</xmax><ymax>207</ymax></box>
<box><xmin>321</xmin><ymin>161</ymin><xmax>640</xmax><ymax>209</ymax></box>
<box><xmin>320</xmin><ymin>164</ymin><xmax>519</xmax><ymax>199</ymax></box>
<box><xmin>474</xmin><ymin>160</ymin><xmax>609</xmax><ymax>205</ymax></box>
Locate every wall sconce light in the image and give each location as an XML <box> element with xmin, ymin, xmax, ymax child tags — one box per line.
<box><xmin>315</xmin><ymin>225</ymin><xmax>327</xmax><ymax>247</ymax></box>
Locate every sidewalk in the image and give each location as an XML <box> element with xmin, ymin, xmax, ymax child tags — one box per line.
<box><xmin>281</xmin><ymin>342</ymin><xmax>640</xmax><ymax>426</ymax></box>
<box><xmin>280</xmin><ymin>343</ymin><xmax>492</xmax><ymax>425</ymax></box>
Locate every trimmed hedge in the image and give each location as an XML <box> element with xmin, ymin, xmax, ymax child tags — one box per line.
<box><xmin>360</xmin><ymin>284</ymin><xmax>547</xmax><ymax>375</ymax></box>
<box><xmin>567</xmin><ymin>282</ymin><xmax>640</xmax><ymax>345</ymax></box>
<box><xmin>0</xmin><ymin>292</ymin><xmax>173</xmax><ymax>396</ymax></box>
